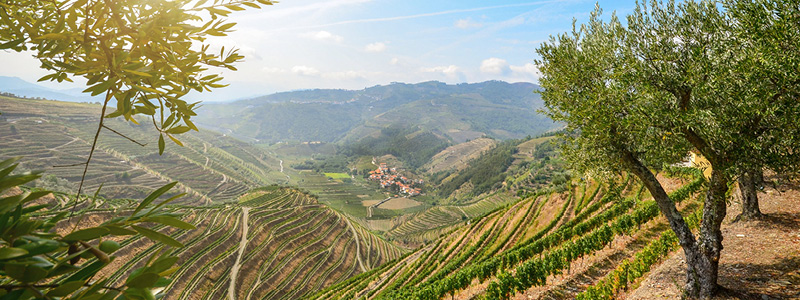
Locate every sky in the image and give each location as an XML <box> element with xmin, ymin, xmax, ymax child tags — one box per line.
<box><xmin>0</xmin><ymin>0</ymin><xmax>634</xmax><ymax>102</ymax></box>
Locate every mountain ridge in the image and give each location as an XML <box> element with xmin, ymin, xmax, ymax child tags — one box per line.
<box><xmin>195</xmin><ymin>80</ymin><xmax>557</xmax><ymax>144</ymax></box>
<box><xmin>0</xmin><ymin>76</ymin><xmax>104</xmax><ymax>103</ymax></box>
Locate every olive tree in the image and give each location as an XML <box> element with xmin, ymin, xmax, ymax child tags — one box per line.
<box><xmin>537</xmin><ymin>1</ymin><xmax>799</xmax><ymax>298</ymax></box>
<box><xmin>1</xmin><ymin>0</ymin><xmax>273</xmax><ymax>198</ymax></box>
<box><xmin>724</xmin><ymin>0</ymin><xmax>800</xmax><ymax>220</ymax></box>
<box><xmin>536</xmin><ymin>6</ymin><xmax>706</xmax><ymax>297</ymax></box>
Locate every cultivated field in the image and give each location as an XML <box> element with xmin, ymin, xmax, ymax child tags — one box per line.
<box><xmin>0</xmin><ymin>96</ymin><xmax>285</xmax><ymax>204</ymax></box>
<box><xmin>54</xmin><ymin>187</ymin><xmax>404</xmax><ymax>300</ymax></box>
<box><xmin>312</xmin><ymin>169</ymin><xmax>707</xmax><ymax>299</ymax></box>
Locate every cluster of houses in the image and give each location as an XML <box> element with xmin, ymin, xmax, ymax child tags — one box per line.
<box><xmin>368</xmin><ymin>163</ymin><xmax>423</xmax><ymax>196</ymax></box>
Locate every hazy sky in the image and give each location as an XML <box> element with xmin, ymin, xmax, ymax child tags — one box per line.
<box><xmin>0</xmin><ymin>0</ymin><xmax>633</xmax><ymax>102</ymax></box>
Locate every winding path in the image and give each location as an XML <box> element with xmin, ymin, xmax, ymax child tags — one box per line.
<box><xmin>456</xmin><ymin>206</ymin><xmax>469</xmax><ymax>219</ymax></box>
<box><xmin>279</xmin><ymin>159</ymin><xmax>290</xmax><ymax>182</ymax></box>
<box><xmin>228</xmin><ymin>206</ymin><xmax>250</xmax><ymax>300</ymax></box>
<box><xmin>343</xmin><ymin>216</ymin><xmax>367</xmax><ymax>272</ymax></box>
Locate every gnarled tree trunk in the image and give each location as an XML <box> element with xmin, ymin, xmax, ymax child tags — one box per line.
<box><xmin>736</xmin><ymin>168</ymin><xmax>763</xmax><ymax>221</ymax></box>
<box><xmin>693</xmin><ymin>168</ymin><xmax>728</xmax><ymax>298</ymax></box>
<box><xmin>621</xmin><ymin>148</ymin><xmax>726</xmax><ymax>299</ymax></box>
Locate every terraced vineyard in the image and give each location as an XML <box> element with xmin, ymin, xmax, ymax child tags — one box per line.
<box><xmin>313</xmin><ymin>168</ymin><xmax>705</xmax><ymax>299</ymax></box>
<box><xmin>68</xmin><ymin>187</ymin><xmax>404</xmax><ymax>300</ymax></box>
<box><xmin>0</xmin><ymin>96</ymin><xmax>285</xmax><ymax>204</ymax></box>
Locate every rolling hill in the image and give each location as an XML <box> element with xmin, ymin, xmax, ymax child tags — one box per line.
<box><xmin>2</xmin><ymin>93</ymin><xmax>709</xmax><ymax>300</ymax></box>
<box><xmin>1</xmin><ymin>95</ymin><xmax>408</xmax><ymax>299</ymax></box>
<box><xmin>0</xmin><ymin>76</ymin><xmax>104</xmax><ymax>103</ymax></box>
<box><xmin>195</xmin><ymin>80</ymin><xmax>558</xmax><ymax>144</ymax></box>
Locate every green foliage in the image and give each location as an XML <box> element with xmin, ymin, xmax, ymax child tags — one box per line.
<box><xmin>0</xmin><ymin>0</ymin><xmax>271</xmax><ymax>152</ymax></box>
<box><xmin>484</xmin><ymin>171</ymin><xmax>704</xmax><ymax>300</ymax></box>
<box><xmin>536</xmin><ymin>2</ymin><xmax>800</xmax><ymax>296</ymax></box>
<box><xmin>721</xmin><ymin>0</ymin><xmax>800</xmax><ymax>174</ymax></box>
<box><xmin>0</xmin><ymin>157</ymin><xmax>192</xmax><ymax>299</ymax></box>
<box><xmin>344</xmin><ymin>125</ymin><xmax>450</xmax><ymax>170</ymax></box>
<box><xmin>292</xmin><ymin>155</ymin><xmax>351</xmax><ymax>173</ymax></box>
<box><xmin>536</xmin><ymin>5</ymin><xmax>690</xmax><ymax>178</ymax></box>
<box><xmin>438</xmin><ymin>139</ymin><xmax>521</xmax><ymax>198</ymax></box>
<box><xmin>577</xmin><ymin>199</ymin><xmax>705</xmax><ymax>300</ymax></box>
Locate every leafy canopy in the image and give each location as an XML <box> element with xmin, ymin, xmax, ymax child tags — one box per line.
<box><xmin>0</xmin><ymin>0</ymin><xmax>274</xmax><ymax>153</ymax></box>
<box><xmin>0</xmin><ymin>158</ymin><xmax>192</xmax><ymax>299</ymax></box>
<box><xmin>0</xmin><ymin>0</ymin><xmax>270</xmax><ymax>299</ymax></box>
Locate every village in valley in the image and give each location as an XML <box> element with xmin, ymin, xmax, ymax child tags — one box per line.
<box><xmin>368</xmin><ymin>163</ymin><xmax>423</xmax><ymax>196</ymax></box>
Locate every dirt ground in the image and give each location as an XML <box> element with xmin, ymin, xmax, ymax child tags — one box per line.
<box><xmin>380</xmin><ymin>197</ymin><xmax>422</xmax><ymax>209</ymax></box>
<box><xmin>626</xmin><ymin>177</ymin><xmax>800</xmax><ymax>300</ymax></box>
<box><xmin>362</xmin><ymin>199</ymin><xmax>380</xmax><ymax>206</ymax></box>
<box><xmin>362</xmin><ymin>197</ymin><xmax>422</xmax><ymax>209</ymax></box>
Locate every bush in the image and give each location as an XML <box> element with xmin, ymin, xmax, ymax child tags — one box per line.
<box><xmin>0</xmin><ymin>157</ymin><xmax>190</xmax><ymax>300</ymax></box>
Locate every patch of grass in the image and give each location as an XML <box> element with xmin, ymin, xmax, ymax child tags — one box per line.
<box><xmin>324</xmin><ymin>172</ymin><xmax>351</xmax><ymax>179</ymax></box>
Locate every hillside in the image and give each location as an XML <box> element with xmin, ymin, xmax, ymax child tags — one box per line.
<box><xmin>312</xmin><ymin>169</ymin><xmax>706</xmax><ymax>299</ymax></box>
<box><xmin>195</xmin><ymin>81</ymin><xmax>558</xmax><ymax>144</ymax></box>
<box><xmin>423</xmin><ymin>138</ymin><xmax>497</xmax><ymax>174</ymax></box>
<box><xmin>48</xmin><ymin>186</ymin><xmax>404</xmax><ymax>300</ymax></box>
<box><xmin>316</xmin><ymin>169</ymin><xmax>703</xmax><ymax>299</ymax></box>
<box><xmin>626</xmin><ymin>175</ymin><xmax>800</xmax><ymax>300</ymax></box>
<box><xmin>0</xmin><ymin>96</ymin><xmax>286</xmax><ymax>204</ymax></box>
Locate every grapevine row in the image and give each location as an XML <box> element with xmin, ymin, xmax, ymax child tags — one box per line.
<box><xmin>484</xmin><ymin>170</ymin><xmax>704</xmax><ymax>299</ymax></box>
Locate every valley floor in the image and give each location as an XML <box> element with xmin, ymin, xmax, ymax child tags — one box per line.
<box><xmin>626</xmin><ymin>178</ymin><xmax>800</xmax><ymax>300</ymax></box>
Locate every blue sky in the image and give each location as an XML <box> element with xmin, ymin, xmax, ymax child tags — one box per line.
<box><xmin>0</xmin><ymin>0</ymin><xmax>634</xmax><ymax>101</ymax></box>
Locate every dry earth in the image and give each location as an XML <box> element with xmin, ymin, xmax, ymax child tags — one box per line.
<box><xmin>626</xmin><ymin>176</ymin><xmax>800</xmax><ymax>300</ymax></box>
<box><xmin>380</xmin><ymin>197</ymin><xmax>423</xmax><ymax>209</ymax></box>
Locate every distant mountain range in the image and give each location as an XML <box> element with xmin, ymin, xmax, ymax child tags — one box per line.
<box><xmin>0</xmin><ymin>76</ymin><xmax>103</xmax><ymax>103</ymax></box>
<box><xmin>196</xmin><ymin>80</ymin><xmax>558</xmax><ymax>144</ymax></box>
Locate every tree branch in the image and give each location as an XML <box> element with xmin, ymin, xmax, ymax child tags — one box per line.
<box><xmin>69</xmin><ymin>88</ymin><xmax>114</xmax><ymax>219</ymax></box>
<box><xmin>53</xmin><ymin>162</ymin><xmax>88</xmax><ymax>168</ymax></box>
<box><xmin>102</xmin><ymin>125</ymin><xmax>147</xmax><ymax>147</ymax></box>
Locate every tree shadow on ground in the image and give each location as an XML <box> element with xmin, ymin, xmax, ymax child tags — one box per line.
<box><xmin>718</xmin><ymin>255</ymin><xmax>800</xmax><ymax>299</ymax></box>
<box><xmin>751</xmin><ymin>212</ymin><xmax>800</xmax><ymax>232</ymax></box>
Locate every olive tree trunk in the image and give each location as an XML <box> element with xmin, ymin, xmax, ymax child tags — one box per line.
<box><xmin>621</xmin><ymin>149</ymin><xmax>725</xmax><ymax>299</ymax></box>
<box><xmin>693</xmin><ymin>168</ymin><xmax>728</xmax><ymax>298</ymax></box>
<box><xmin>736</xmin><ymin>168</ymin><xmax>763</xmax><ymax>221</ymax></box>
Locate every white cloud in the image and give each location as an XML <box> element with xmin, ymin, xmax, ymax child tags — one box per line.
<box><xmin>389</xmin><ymin>57</ymin><xmax>400</xmax><ymax>65</ymax></box>
<box><xmin>364</xmin><ymin>42</ymin><xmax>387</xmax><ymax>53</ymax></box>
<box><xmin>324</xmin><ymin>71</ymin><xmax>366</xmax><ymax>80</ymax></box>
<box><xmin>262</xmin><ymin>67</ymin><xmax>284</xmax><ymax>73</ymax></box>
<box><xmin>509</xmin><ymin>63</ymin><xmax>540</xmax><ymax>78</ymax></box>
<box><xmin>480</xmin><ymin>57</ymin><xmax>509</xmax><ymax>75</ymax></box>
<box><xmin>301</xmin><ymin>31</ymin><xmax>344</xmax><ymax>43</ymax></box>
<box><xmin>455</xmin><ymin>18</ymin><xmax>483</xmax><ymax>29</ymax></box>
<box><xmin>291</xmin><ymin>65</ymin><xmax>321</xmax><ymax>76</ymax></box>
<box><xmin>421</xmin><ymin>65</ymin><xmax>460</xmax><ymax>76</ymax></box>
